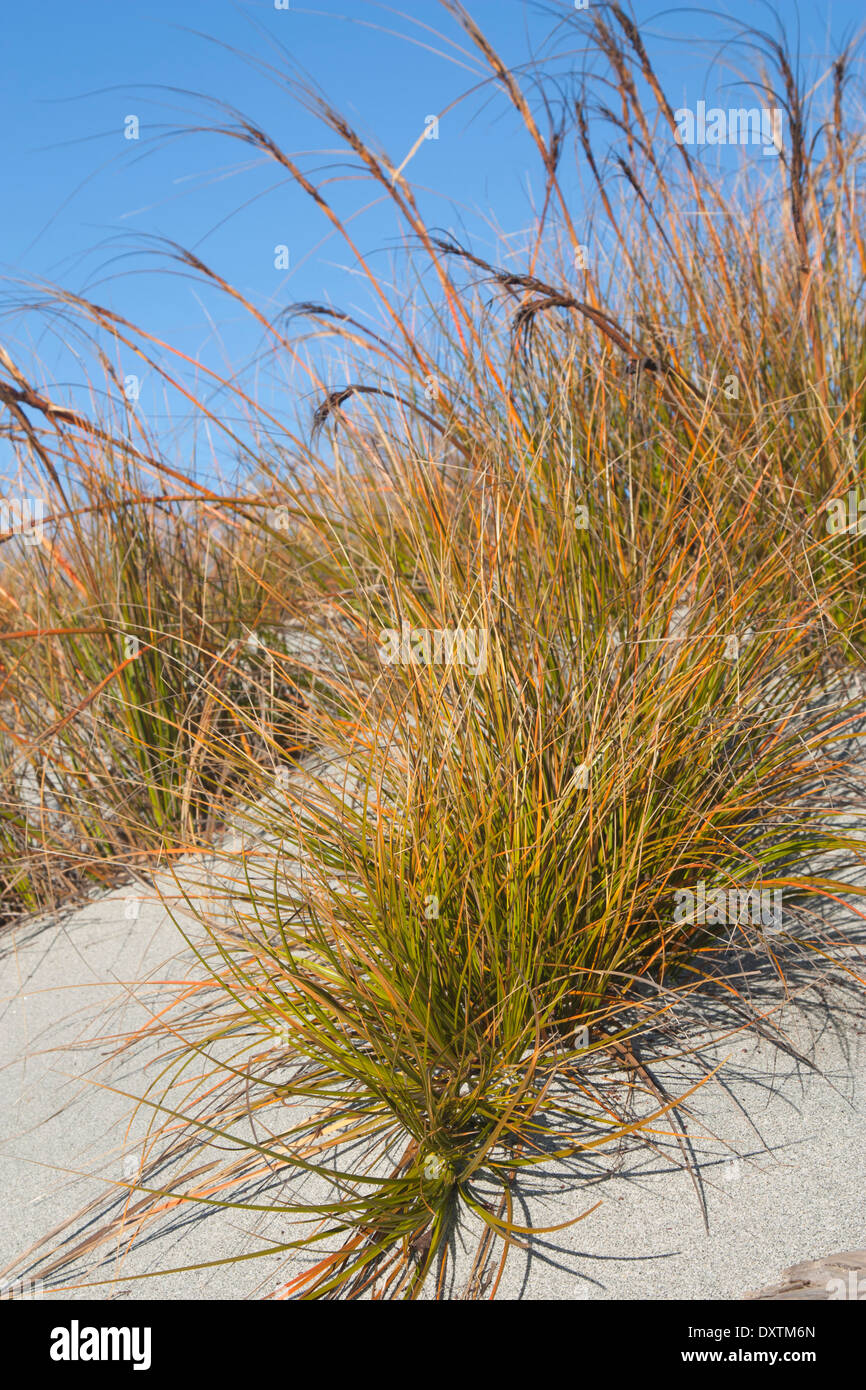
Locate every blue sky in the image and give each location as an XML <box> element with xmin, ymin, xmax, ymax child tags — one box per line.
<box><xmin>2</xmin><ymin>0</ymin><xmax>864</xmax><ymax>476</ymax></box>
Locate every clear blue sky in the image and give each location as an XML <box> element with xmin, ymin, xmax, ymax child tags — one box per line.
<box><xmin>2</xmin><ymin>1</ymin><xmax>864</xmax><ymax>476</ymax></box>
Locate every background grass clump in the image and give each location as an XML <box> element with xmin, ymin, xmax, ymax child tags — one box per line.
<box><xmin>0</xmin><ymin>458</ymin><xmax>312</xmax><ymax>923</ymax></box>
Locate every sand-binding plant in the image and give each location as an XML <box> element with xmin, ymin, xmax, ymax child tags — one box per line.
<box><xmin>2</xmin><ymin>2</ymin><xmax>866</xmax><ymax>1298</ymax></box>
<box><xmin>0</xmin><ymin>447</ymin><xmax>312</xmax><ymax>923</ymax></box>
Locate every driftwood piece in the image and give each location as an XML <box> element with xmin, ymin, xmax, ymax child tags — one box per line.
<box><xmin>745</xmin><ymin>1250</ymin><xmax>866</xmax><ymax>1300</ymax></box>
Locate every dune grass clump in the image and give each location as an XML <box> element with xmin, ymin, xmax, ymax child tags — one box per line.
<box><xmin>0</xmin><ymin>450</ymin><xmax>311</xmax><ymax>922</ymax></box>
<box><xmin>2</xmin><ymin>3</ymin><xmax>866</xmax><ymax>1297</ymax></box>
<box><xmin>14</xmin><ymin>432</ymin><xmax>864</xmax><ymax>1298</ymax></box>
<box><xmin>196</xmin><ymin>398</ymin><xmax>863</xmax><ymax>1297</ymax></box>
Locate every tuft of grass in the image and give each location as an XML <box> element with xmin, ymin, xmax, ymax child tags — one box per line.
<box><xmin>0</xmin><ymin>460</ymin><xmax>310</xmax><ymax>922</ymax></box>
